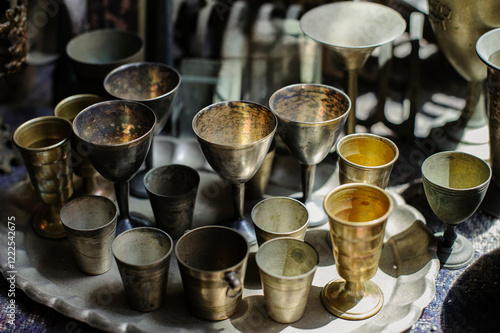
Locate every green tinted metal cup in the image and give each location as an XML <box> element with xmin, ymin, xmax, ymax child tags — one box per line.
<box><xmin>256</xmin><ymin>238</ymin><xmax>319</xmax><ymax>323</ymax></box>
<box><xmin>251</xmin><ymin>196</ymin><xmax>309</xmax><ymax>247</ymax></box>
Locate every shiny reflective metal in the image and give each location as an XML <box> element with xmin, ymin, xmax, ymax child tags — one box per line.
<box><xmin>175</xmin><ymin>226</ymin><xmax>249</xmax><ymax>321</ymax></box>
<box><xmin>144</xmin><ymin>164</ymin><xmax>200</xmax><ymax>239</ymax></box>
<box><xmin>245</xmin><ymin>140</ymin><xmax>276</xmax><ymax>200</ymax></box>
<box><xmin>427</xmin><ymin>0</ymin><xmax>500</xmax><ymax>159</ymax></box>
<box><xmin>300</xmin><ymin>1</ymin><xmax>405</xmax><ymax>134</ymax></box>
<box><xmin>54</xmin><ymin>94</ymin><xmax>114</xmax><ymax>198</ymax></box>
<box><xmin>422</xmin><ymin>151</ymin><xmax>491</xmax><ymax>269</ymax></box>
<box><xmin>337</xmin><ymin>133</ymin><xmax>399</xmax><ymax>189</ymax></box>
<box><xmin>72</xmin><ymin>100</ymin><xmax>156</xmax><ymax>234</ymax></box>
<box><xmin>12</xmin><ymin>116</ymin><xmax>73</xmax><ymax>239</ymax></box>
<box><xmin>112</xmin><ymin>227</ymin><xmax>173</xmax><ymax>312</ymax></box>
<box><xmin>251</xmin><ymin>197</ymin><xmax>308</xmax><ymax>247</ymax></box>
<box><xmin>322</xmin><ymin>183</ymin><xmax>394</xmax><ymax>320</ymax></box>
<box><xmin>60</xmin><ymin>195</ymin><xmax>117</xmax><ymax>275</ymax></box>
<box><xmin>477</xmin><ymin>28</ymin><xmax>500</xmax><ymax>189</ymax></box>
<box><xmin>192</xmin><ymin>101</ymin><xmax>277</xmax><ymax>245</ymax></box>
<box><xmin>104</xmin><ymin>62</ymin><xmax>181</xmax><ymax>198</ymax></box>
<box><xmin>66</xmin><ymin>29</ymin><xmax>144</xmax><ymax>94</ymax></box>
<box><xmin>269</xmin><ymin>83</ymin><xmax>350</xmax><ymax>227</ymax></box>
<box><xmin>256</xmin><ymin>237</ymin><xmax>319</xmax><ymax>323</ymax></box>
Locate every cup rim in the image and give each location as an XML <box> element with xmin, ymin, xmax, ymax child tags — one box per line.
<box><xmin>251</xmin><ymin>196</ymin><xmax>309</xmax><ymax>234</ymax></box>
<box><xmin>255</xmin><ymin>237</ymin><xmax>319</xmax><ymax>280</ymax></box>
<box><xmin>60</xmin><ymin>195</ymin><xmax>118</xmax><ymax>232</ymax></box>
<box><xmin>54</xmin><ymin>94</ymin><xmax>107</xmax><ymax>120</ymax></box>
<box><xmin>143</xmin><ymin>164</ymin><xmax>200</xmax><ymax>197</ymax></box>
<box><xmin>476</xmin><ymin>27</ymin><xmax>500</xmax><ymax>71</ymax></box>
<box><xmin>336</xmin><ymin>133</ymin><xmax>399</xmax><ymax>170</ymax></box>
<box><xmin>12</xmin><ymin>116</ymin><xmax>73</xmax><ymax>152</ymax></box>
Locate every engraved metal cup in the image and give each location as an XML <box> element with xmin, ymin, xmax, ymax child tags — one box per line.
<box><xmin>192</xmin><ymin>101</ymin><xmax>277</xmax><ymax>245</ymax></box>
<box><xmin>72</xmin><ymin>100</ymin><xmax>156</xmax><ymax>234</ymax></box>
<box><xmin>337</xmin><ymin>133</ymin><xmax>399</xmax><ymax>189</ymax></box>
<box><xmin>60</xmin><ymin>195</ymin><xmax>117</xmax><ymax>275</ymax></box>
<box><xmin>104</xmin><ymin>62</ymin><xmax>181</xmax><ymax>198</ymax></box>
<box><xmin>269</xmin><ymin>83</ymin><xmax>350</xmax><ymax>227</ymax></box>
<box><xmin>422</xmin><ymin>151</ymin><xmax>491</xmax><ymax>269</ymax></box>
<box><xmin>256</xmin><ymin>237</ymin><xmax>319</xmax><ymax>323</ymax></box>
<box><xmin>144</xmin><ymin>164</ymin><xmax>200</xmax><ymax>239</ymax></box>
<box><xmin>175</xmin><ymin>226</ymin><xmax>249</xmax><ymax>321</ymax></box>
<box><xmin>251</xmin><ymin>196</ymin><xmax>309</xmax><ymax>247</ymax></box>
<box><xmin>13</xmin><ymin>116</ymin><xmax>73</xmax><ymax>239</ymax></box>
<box><xmin>112</xmin><ymin>227</ymin><xmax>173</xmax><ymax>312</ymax></box>
<box><xmin>54</xmin><ymin>93</ymin><xmax>114</xmax><ymax>198</ymax></box>
<box><xmin>322</xmin><ymin>183</ymin><xmax>394</xmax><ymax>320</ymax></box>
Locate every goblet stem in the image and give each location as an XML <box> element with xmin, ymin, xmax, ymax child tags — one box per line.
<box><xmin>114</xmin><ymin>182</ymin><xmax>153</xmax><ymax>234</ymax></box>
<box><xmin>232</xmin><ymin>183</ymin><xmax>245</xmax><ymax>220</ymax></box>
<box><xmin>344</xmin><ymin>281</ymin><xmax>365</xmax><ymax>301</ymax></box>
<box><xmin>442</xmin><ymin>224</ymin><xmax>458</xmax><ymax>249</ymax></box>
<box><xmin>229</xmin><ymin>183</ymin><xmax>257</xmax><ymax>245</ymax></box>
<box><xmin>301</xmin><ymin>164</ymin><xmax>316</xmax><ymax>203</ymax></box>
<box><xmin>346</xmin><ymin>69</ymin><xmax>358</xmax><ymax>135</ymax></box>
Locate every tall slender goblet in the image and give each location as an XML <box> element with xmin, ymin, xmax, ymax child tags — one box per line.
<box><xmin>300</xmin><ymin>1</ymin><xmax>406</xmax><ymax>134</ymax></box>
<box><xmin>13</xmin><ymin>116</ymin><xmax>74</xmax><ymax>239</ymax></box>
<box><xmin>192</xmin><ymin>101</ymin><xmax>277</xmax><ymax>244</ymax></box>
<box><xmin>72</xmin><ymin>100</ymin><xmax>156</xmax><ymax>235</ymax></box>
<box><xmin>269</xmin><ymin>83</ymin><xmax>350</xmax><ymax>227</ymax></box>
<box><xmin>323</xmin><ymin>183</ymin><xmax>394</xmax><ymax>320</ymax></box>
<box><xmin>104</xmin><ymin>62</ymin><xmax>181</xmax><ymax>198</ymax></box>
<box><xmin>422</xmin><ymin>151</ymin><xmax>491</xmax><ymax>269</ymax></box>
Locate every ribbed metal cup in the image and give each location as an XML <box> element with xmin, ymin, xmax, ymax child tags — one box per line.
<box><xmin>144</xmin><ymin>164</ymin><xmax>200</xmax><ymax>239</ymax></box>
<box><xmin>256</xmin><ymin>238</ymin><xmax>318</xmax><ymax>323</ymax></box>
<box><xmin>251</xmin><ymin>196</ymin><xmax>309</xmax><ymax>247</ymax></box>
<box><xmin>112</xmin><ymin>227</ymin><xmax>173</xmax><ymax>312</ymax></box>
<box><xmin>60</xmin><ymin>195</ymin><xmax>117</xmax><ymax>275</ymax></box>
<box><xmin>175</xmin><ymin>226</ymin><xmax>249</xmax><ymax>321</ymax></box>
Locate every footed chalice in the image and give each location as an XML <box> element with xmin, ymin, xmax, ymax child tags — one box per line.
<box><xmin>72</xmin><ymin>100</ymin><xmax>156</xmax><ymax>234</ymax></box>
<box><xmin>269</xmin><ymin>83</ymin><xmax>350</xmax><ymax>227</ymax></box>
<box><xmin>192</xmin><ymin>101</ymin><xmax>277</xmax><ymax>244</ymax></box>
<box><xmin>422</xmin><ymin>151</ymin><xmax>491</xmax><ymax>269</ymax></box>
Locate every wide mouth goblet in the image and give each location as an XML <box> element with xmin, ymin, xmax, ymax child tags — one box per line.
<box><xmin>72</xmin><ymin>100</ymin><xmax>156</xmax><ymax>235</ymax></box>
<box><xmin>192</xmin><ymin>101</ymin><xmax>277</xmax><ymax>244</ymax></box>
<box><xmin>322</xmin><ymin>183</ymin><xmax>394</xmax><ymax>320</ymax></box>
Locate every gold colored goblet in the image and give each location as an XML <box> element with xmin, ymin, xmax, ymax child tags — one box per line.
<box><xmin>422</xmin><ymin>151</ymin><xmax>491</xmax><ymax>269</ymax></box>
<box><xmin>322</xmin><ymin>183</ymin><xmax>394</xmax><ymax>320</ymax></box>
<box><xmin>13</xmin><ymin>116</ymin><xmax>74</xmax><ymax>239</ymax></box>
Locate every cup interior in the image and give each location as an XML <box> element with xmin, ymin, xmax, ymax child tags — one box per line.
<box><xmin>338</xmin><ymin>134</ymin><xmax>397</xmax><ymax>167</ymax></box>
<box><xmin>13</xmin><ymin>117</ymin><xmax>72</xmax><ymax>150</ymax></box>
<box><xmin>144</xmin><ymin>165</ymin><xmax>199</xmax><ymax>196</ymax></box>
<box><xmin>113</xmin><ymin>228</ymin><xmax>172</xmax><ymax>266</ymax></box>
<box><xmin>60</xmin><ymin>196</ymin><xmax>117</xmax><ymax>230</ymax></box>
<box><xmin>252</xmin><ymin>197</ymin><xmax>308</xmax><ymax>233</ymax></box>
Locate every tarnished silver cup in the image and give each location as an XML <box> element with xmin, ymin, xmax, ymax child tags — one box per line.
<box><xmin>60</xmin><ymin>195</ymin><xmax>117</xmax><ymax>275</ymax></box>
<box><xmin>256</xmin><ymin>237</ymin><xmax>318</xmax><ymax>323</ymax></box>
<box><xmin>144</xmin><ymin>164</ymin><xmax>200</xmax><ymax>239</ymax></box>
<box><xmin>112</xmin><ymin>227</ymin><xmax>173</xmax><ymax>312</ymax></box>
<box><xmin>251</xmin><ymin>196</ymin><xmax>309</xmax><ymax>247</ymax></box>
<box><xmin>175</xmin><ymin>226</ymin><xmax>249</xmax><ymax>321</ymax></box>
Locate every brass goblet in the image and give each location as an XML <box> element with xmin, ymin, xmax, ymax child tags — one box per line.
<box><xmin>422</xmin><ymin>151</ymin><xmax>491</xmax><ymax>269</ymax></box>
<box><xmin>192</xmin><ymin>101</ymin><xmax>277</xmax><ymax>244</ymax></box>
<box><xmin>13</xmin><ymin>116</ymin><xmax>74</xmax><ymax>239</ymax></box>
<box><xmin>322</xmin><ymin>183</ymin><xmax>394</xmax><ymax>320</ymax></box>
<box><xmin>269</xmin><ymin>83</ymin><xmax>350</xmax><ymax>227</ymax></box>
<box><xmin>104</xmin><ymin>62</ymin><xmax>181</xmax><ymax>198</ymax></box>
<box><xmin>300</xmin><ymin>1</ymin><xmax>406</xmax><ymax>134</ymax></box>
<box><xmin>54</xmin><ymin>94</ymin><xmax>114</xmax><ymax>198</ymax></box>
<box><xmin>72</xmin><ymin>100</ymin><xmax>156</xmax><ymax>234</ymax></box>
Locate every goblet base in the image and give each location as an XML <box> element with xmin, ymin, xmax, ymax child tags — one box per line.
<box><xmin>228</xmin><ymin>216</ymin><xmax>257</xmax><ymax>246</ymax></box>
<box><xmin>129</xmin><ymin>169</ymin><xmax>149</xmax><ymax>199</ymax></box>
<box><xmin>321</xmin><ymin>278</ymin><xmax>383</xmax><ymax>320</ymax></box>
<box><xmin>32</xmin><ymin>205</ymin><xmax>66</xmax><ymax>239</ymax></box>
<box><xmin>291</xmin><ymin>192</ymin><xmax>328</xmax><ymax>227</ymax></box>
<box><xmin>116</xmin><ymin>211</ymin><xmax>154</xmax><ymax>235</ymax></box>
<box><xmin>435</xmin><ymin>232</ymin><xmax>474</xmax><ymax>270</ymax></box>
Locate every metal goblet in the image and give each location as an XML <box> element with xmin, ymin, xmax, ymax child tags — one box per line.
<box><xmin>72</xmin><ymin>100</ymin><xmax>156</xmax><ymax>235</ymax></box>
<box><xmin>300</xmin><ymin>1</ymin><xmax>406</xmax><ymax>134</ymax></box>
<box><xmin>269</xmin><ymin>83</ymin><xmax>350</xmax><ymax>227</ymax></box>
<box><xmin>422</xmin><ymin>151</ymin><xmax>491</xmax><ymax>269</ymax></box>
<box><xmin>322</xmin><ymin>183</ymin><xmax>394</xmax><ymax>320</ymax></box>
<box><xmin>104</xmin><ymin>62</ymin><xmax>181</xmax><ymax>198</ymax></box>
<box><xmin>192</xmin><ymin>101</ymin><xmax>277</xmax><ymax>245</ymax></box>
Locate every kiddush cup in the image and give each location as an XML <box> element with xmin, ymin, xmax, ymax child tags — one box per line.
<box><xmin>322</xmin><ymin>183</ymin><xmax>394</xmax><ymax>320</ymax></box>
<box><xmin>256</xmin><ymin>237</ymin><xmax>319</xmax><ymax>323</ymax></box>
<box><xmin>337</xmin><ymin>133</ymin><xmax>399</xmax><ymax>189</ymax></box>
<box><xmin>175</xmin><ymin>226</ymin><xmax>249</xmax><ymax>321</ymax></box>
<box><xmin>60</xmin><ymin>195</ymin><xmax>117</xmax><ymax>275</ymax></box>
<box><xmin>13</xmin><ymin>116</ymin><xmax>74</xmax><ymax>239</ymax></box>
<box><xmin>112</xmin><ymin>227</ymin><xmax>173</xmax><ymax>312</ymax></box>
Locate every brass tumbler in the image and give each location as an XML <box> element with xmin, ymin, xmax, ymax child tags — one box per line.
<box><xmin>13</xmin><ymin>116</ymin><xmax>74</xmax><ymax>239</ymax></box>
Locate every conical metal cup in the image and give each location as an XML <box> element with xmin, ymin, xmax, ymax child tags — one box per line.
<box><xmin>12</xmin><ymin>116</ymin><xmax>74</xmax><ymax>239</ymax></box>
<box><xmin>60</xmin><ymin>195</ymin><xmax>117</xmax><ymax>275</ymax></box>
<box><xmin>256</xmin><ymin>238</ymin><xmax>319</xmax><ymax>323</ymax></box>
